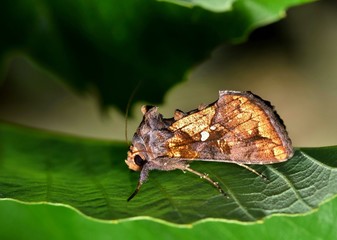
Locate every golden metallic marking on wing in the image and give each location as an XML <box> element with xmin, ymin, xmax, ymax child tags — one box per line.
<box><xmin>169</xmin><ymin>106</ymin><xmax>216</xmax><ymax>141</ymax></box>
<box><xmin>165</xmin><ymin>93</ymin><xmax>291</xmax><ymax>162</ymax></box>
<box><xmin>218</xmin><ymin>95</ymin><xmax>290</xmax><ymax>161</ymax></box>
<box><xmin>166</xmin><ymin>106</ymin><xmax>216</xmax><ymax>158</ymax></box>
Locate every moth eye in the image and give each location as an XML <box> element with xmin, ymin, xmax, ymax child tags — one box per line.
<box><xmin>134</xmin><ymin>155</ymin><xmax>146</xmax><ymax>166</ymax></box>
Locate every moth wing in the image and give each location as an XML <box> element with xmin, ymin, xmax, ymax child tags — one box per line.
<box><xmin>165</xmin><ymin>91</ymin><xmax>294</xmax><ymax>164</ymax></box>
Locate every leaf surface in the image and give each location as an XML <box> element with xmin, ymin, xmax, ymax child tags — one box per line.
<box><xmin>0</xmin><ymin>122</ymin><xmax>336</xmax><ymax>224</ymax></box>
<box><xmin>0</xmin><ymin>196</ymin><xmax>337</xmax><ymax>239</ymax></box>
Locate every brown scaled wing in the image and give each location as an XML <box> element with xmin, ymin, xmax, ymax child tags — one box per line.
<box><xmin>165</xmin><ymin>90</ymin><xmax>293</xmax><ymax>164</ymax></box>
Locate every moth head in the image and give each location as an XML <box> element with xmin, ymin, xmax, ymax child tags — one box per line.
<box><xmin>125</xmin><ymin>145</ymin><xmax>147</xmax><ymax>171</ymax></box>
<box><xmin>125</xmin><ymin>105</ymin><xmax>159</xmax><ymax>172</ymax></box>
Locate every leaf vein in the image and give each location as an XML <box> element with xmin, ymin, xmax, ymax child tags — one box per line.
<box><xmin>204</xmin><ymin>165</ymin><xmax>257</xmax><ymax>221</ymax></box>
<box><xmin>151</xmin><ymin>175</ymin><xmax>185</xmax><ymax>222</ymax></box>
<box><xmin>265</xmin><ymin>165</ymin><xmax>313</xmax><ymax>210</ymax></box>
<box><xmin>82</xmin><ymin>155</ymin><xmax>114</xmax><ymax>215</ymax></box>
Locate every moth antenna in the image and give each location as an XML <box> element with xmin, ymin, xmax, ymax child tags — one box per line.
<box><xmin>127</xmin><ymin>181</ymin><xmax>143</xmax><ymax>201</ymax></box>
<box><xmin>184</xmin><ymin>167</ymin><xmax>228</xmax><ymax>198</ymax></box>
<box><xmin>124</xmin><ymin>81</ymin><xmax>142</xmax><ymax>144</ymax></box>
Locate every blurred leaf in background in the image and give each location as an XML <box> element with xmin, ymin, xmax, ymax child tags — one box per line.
<box><xmin>0</xmin><ymin>0</ymin><xmax>313</xmax><ymax>111</ymax></box>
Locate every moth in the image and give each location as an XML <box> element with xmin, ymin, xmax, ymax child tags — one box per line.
<box><xmin>125</xmin><ymin>90</ymin><xmax>294</xmax><ymax>201</ymax></box>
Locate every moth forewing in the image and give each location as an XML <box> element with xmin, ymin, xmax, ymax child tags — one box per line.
<box><xmin>125</xmin><ymin>90</ymin><xmax>294</xmax><ymax>201</ymax></box>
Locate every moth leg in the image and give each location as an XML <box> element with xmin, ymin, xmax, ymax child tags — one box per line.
<box><xmin>235</xmin><ymin>163</ymin><xmax>267</xmax><ymax>180</ymax></box>
<box><xmin>184</xmin><ymin>167</ymin><xmax>228</xmax><ymax>198</ymax></box>
<box><xmin>127</xmin><ymin>181</ymin><xmax>142</xmax><ymax>202</ymax></box>
<box><xmin>127</xmin><ymin>165</ymin><xmax>150</xmax><ymax>201</ymax></box>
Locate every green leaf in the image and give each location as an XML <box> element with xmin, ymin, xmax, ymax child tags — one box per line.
<box><xmin>1</xmin><ymin>196</ymin><xmax>337</xmax><ymax>239</ymax></box>
<box><xmin>0</xmin><ymin>122</ymin><xmax>336</xmax><ymax>224</ymax></box>
<box><xmin>159</xmin><ymin>0</ymin><xmax>235</xmax><ymax>12</ymax></box>
<box><xmin>0</xmin><ymin>0</ymin><xmax>313</xmax><ymax>111</ymax></box>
